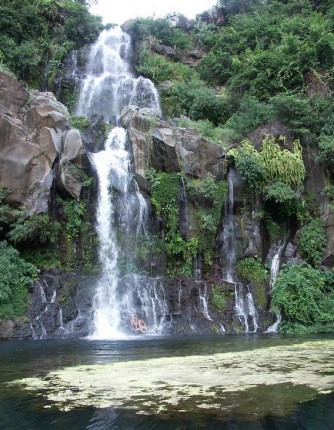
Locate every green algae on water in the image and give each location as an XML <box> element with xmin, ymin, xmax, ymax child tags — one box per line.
<box><xmin>9</xmin><ymin>339</ymin><xmax>334</xmax><ymax>419</ymax></box>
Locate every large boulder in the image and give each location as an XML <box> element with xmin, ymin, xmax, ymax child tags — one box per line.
<box><xmin>0</xmin><ymin>72</ymin><xmax>89</xmax><ymax>210</ymax></box>
<box><xmin>121</xmin><ymin>107</ymin><xmax>226</xmax><ymax>186</ymax></box>
<box><xmin>0</xmin><ymin>74</ymin><xmax>61</xmax><ymax>212</ymax></box>
<box><xmin>173</xmin><ymin>127</ymin><xmax>226</xmax><ymax>180</ymax></box>
<box><xmin>151</xmin><ymin>127</ymin><xmax>181</xmax><ymax>172</ymax></box>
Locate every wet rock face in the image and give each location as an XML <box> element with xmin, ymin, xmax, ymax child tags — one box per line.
<box><xmin>2</xmin><ymin>270</ymin><xmax>96</xmax><ymax>340</ymax></box>
<box><xmin>0</xmin><ymin>270</ymin><xmax>273</xmax><ymax>340</ymax></box>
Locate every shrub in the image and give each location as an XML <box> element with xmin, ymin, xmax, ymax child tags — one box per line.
<box><xmin>7</xmin><ymin>214</ymin><xmax>60</xmax><ymax>245</ymax></box>
<box><xmin>211</xmin><ymin>286</ymin><xmax>226</xmax><ymax>311</ymax></box>
<box><xmin>271</xmin><ymin>93</ymin><xmax>317</xmax><ymax>135</ymax></box>
<box><xmin>298</xmin><ymin>219</ymin><xmax>327</xmax><ymax>266</ymax></box>
<box><xmin>188</xmin><ymin>88</ymin><xmax>228</xmax><ymax>126</ymax></box>
<box><xmin>63</xmin><ymin>200</ymin><xmax>86</xmax><ymax>238</ymax></box>
<box><xmin>225</xmin><ymin>96</ymin><xmax>274</xmax><ymax>138</ymax></box>
<box><xmin>70</xmin><ymin>116</ymin><xmax>90</xmax><ymax>131</ymax></box>
<box><xmin>263</xmin><ymin>182</ymin><xmax>296</xmax><ymax>205</ymax></box>
<box><xmin>236</xmin><ymin>257</ymin><xmax>267</xmax><ymax>284</ymax></box>
<box><xmin>131</xmin><ymin>17</ymin><xmax>189</xmax><ymax>50</ymax></box>
<box><xmin>271</xmin><ymin>264</ymin><xmax>334</xmax><ymax>329</ymax></box>
<box><xmin>318</xmin><ymin>134</ymin><xmax>334</xmax><ymax>168</ymax></box>
<box><xmin>230</xmin><ymin>136</ymin><xmax>306</xmax><ymax>190</ymax></box>
<box><xmin>0</xmin><ymin>241</ymin><xmax>37</xmax><ymax>320</ymax></box>
<box><xmin>137</xmin><ymin>50</ymin><xmax>195</xmax><ymax>84</ymax></box>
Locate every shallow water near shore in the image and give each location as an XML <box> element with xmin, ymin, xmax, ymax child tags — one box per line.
<box><xmin>0</xmin><ymin>335</ymin><xmax>334</xmax><ymax>429</ymax></box>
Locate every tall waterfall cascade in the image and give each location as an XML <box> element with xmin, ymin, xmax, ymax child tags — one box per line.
<box><xmin>76</xmin><ymin>27</ymin><xmax>162</xmax><ymax>339</ymax></box>
<box><xmin>76</xmin><ymin>27</ymin><xmax>160</xmax><ymax>122</ymax></box>
<box><xmin>221</xmin><ymin>169</ymin><xmax>259</xmax><ymax>333</ymax></box>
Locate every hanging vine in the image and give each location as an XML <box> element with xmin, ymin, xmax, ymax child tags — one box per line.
<box><xmin>228</xmin><ymin>135</ymin><xmax>306</xmax><ymax>188</ymax></box>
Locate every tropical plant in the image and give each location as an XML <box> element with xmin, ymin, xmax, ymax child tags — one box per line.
<box><xmin>0</xmin><ymin>241</ymin><xmax>37</xmax><ymax>319</ymax></box>
<box><xmin>236</xmin><ymin>257</ymin><xmax>267</xmax><ymax>284</ymax></box>
<box><xmin>298</xmin><ymin>219</ymin><xmax>327</xmax><ymax>266</ymax></box>
<box><xmin>229</xmin><ymin>136</ymin><xmax>306</xmax><ymax>189</ymax></box>
<box><xmin>271</xmin><ymin>264</ymin><xmax>334</xmax><ymax>331</ymax></box>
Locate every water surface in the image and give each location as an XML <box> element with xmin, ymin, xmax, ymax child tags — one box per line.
<box><xmin>0</xmin><ymin>335</ymin><xmax>333</xmax><ymax>429</ymax></box>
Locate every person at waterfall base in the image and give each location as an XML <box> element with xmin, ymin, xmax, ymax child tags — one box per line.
<box><xmin>130</xmin><ymin>316</ymin><xmax>147</xmax><ymax>333</ymax></box>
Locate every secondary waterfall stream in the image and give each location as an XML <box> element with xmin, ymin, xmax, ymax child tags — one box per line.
<box><xmin>266</xmin><ymin>241</ymin><xmax>284</xmax><ymax>333</ymax></box>
<box><xmin>75</xmin><ymin>26</ymin><xmax>160</xmax><ymax>338</ymax></box>
<box><xmin>221</xmin><ymin>169</ymin><xmax>258</xmax><ymax>333</ymax></box>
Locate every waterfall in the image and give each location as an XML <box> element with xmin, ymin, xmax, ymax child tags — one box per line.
<box><xmin>221</xmin><ymin>169</ymin><xmax>238</xmax><ymax>282</ymax></box>
<box><xmin>199</xmin><ymin>284</ymin><xmax>213</xmax><ymax>321</ymax></box>
<box><xmin>221</xmin><ymin>169</ymin><xmax>258</xmax><ymax>332</ymax></box>
<box><xmin>269</xmin><ymin>241</ymin><xmax>283</xmax><ymax>291</ymax></box>
<box><xmin>266</xmin><ymin>242</ymin><xmax>284</xmax><ymax>333</ymax></box>
<box><xmin>75</xmin><ymin>27</ymin><xmax>160</xmax><ymax>122</ymax></box>
<box><xmin>75</xmin><ymin>27</ymin><xmax>160</xmax><ymax>339</ymax></box>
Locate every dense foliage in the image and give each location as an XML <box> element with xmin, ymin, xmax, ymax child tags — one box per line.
<box><xmin>0</xmin><ymin>241</ymin><xmax>37</xmax><ymax>319</ymax></box>
<box><xmin>236</xmin><ymin>257</ymin><xmax>267</xmax><ymax>285</ymax></box>
<box><xmin>298</xmin><ymin>219</ymin><xmax>327</xmax><ymax>266</ymax></box>
<box><xmin>0</xmin><ymin>0</ymin><xmax>102</xmax><ymax>86</ymax></box>
<box><xmin>272</xmin><ymin>264</ymin><xmax>334</xmax><ymax>333</ymax></box>
<box><xmin>228</xmin><ymin>136</ymin><xmax>305</xmax><ymax>191</ymax></box>
<box><xmin>134</xmin><ymin>0</ymin><xmax>334</xmax><ymax>148</ymax></box>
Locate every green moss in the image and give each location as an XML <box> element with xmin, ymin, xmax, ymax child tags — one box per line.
<box><xmin>210</xmin><ymin>286</ymin><xmax>226</xmax><ymax>312</ymax></box>
<box><xmin>70</xmin><ymin>116</ymin><xmax>90</xmax><ymax>131</ymax></box>
<box><xmin>236</xmin><ymin>257</ymin><xmax>268</xmax><ymax>284</ymax></box>
<box><xmin>187</xmin><ymin>178</ymin><xmax>227</xmax><ymax>270</ymax></box>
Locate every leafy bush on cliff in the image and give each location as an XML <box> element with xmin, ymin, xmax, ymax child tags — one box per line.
<box><xmin>236</xmin><ymin>257</ymin><xmax>267</xmax><ymax>285</ymax></box>
<box><xmin>196</xmin><ymin>0</ymin><xmax>334</xmax><ymax>97</ymax></box>
<box><xmin>298</xmin><ymin>219</ymin><xmax>327</xmax><ymax>267</ymax></box>
<box><xmin>272</xmin><ymin>264</ymin><xmax>334</xmax><ymax>333</ymax></box>
<box><xmin>229</xmin><ymin>136</ymin><xmax>306</xmax><ymax>191</ymax></box>
<box><xmin>131</xmin><ymin>17</ymin><xmax>189</xmax><ymax>50</ymax></box>
<box><xmin>0</xmin><ymin>241</ymin><xmax>37</xmax><ymax>319</ymax></box>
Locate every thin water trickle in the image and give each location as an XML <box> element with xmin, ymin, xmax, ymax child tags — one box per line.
<box><xmin>221</xmin><ymin>169</ymin><xmax>258</xmax><ymax>332</ymax></box>
<box><xmin>199</xmin><ymin>284</ymin><xmax>213</xmax><ymax>321</ymax></box>
<box><xmin>266</xmin><ymin>242</ymin><xmax>284</xmax><ymax>333</ymax></box>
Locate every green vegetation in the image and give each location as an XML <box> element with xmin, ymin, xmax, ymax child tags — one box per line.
<box><xmin>186</xmin><ymin>177</ymin><xmax>227</xmax><ymax>265</ymax></box>
<box><xmin>236</xmin><ymin>257</ymin><xmax>267</xmax><ymax>285</ymax></box>
<box><xmin>0</xmin><ymin>241</ymin><xmax>37</xmax><ymax>319</ymax></box>
<box><xmin>148</xmin><ymin>171</ymin><xmax>196</xmax><ymax>276</ymax></box>
<box><xmin>229</xmin><ymin>136</ymin><xmax>305</xmax><ymax>192</ymax></box>
<box><xmin>176</xmin><ymin>119</ymin><xmax>225</xmax><ymax>145</ymax></box>
<box><xmin>147</xmin><ymin>171</ymin><xmax>226</xmax><ymax>276</ymax></box>
<box><xmin>131</xmin><ymin>17</ymin><xmax>189</xmax><ymax>50</ymax></box>
<box><xmin>298</xmin><ymin>219</ymin><xmax>327</xmax><ymax>267</ymax></box>
<box><xmin>210</xmin><ymin>286</ymin><xmax>226</xmax><ymax>311</ymax></box>
<box><xmin>0</xmin><ymin>0</ymin><xmax>102</xmax><ymax>86</ymax></box>
<box><xmin>63</xmin><ymin>200</ymin><xmax>86</xmax><ymax>238</ymax></box>
<box><xmin>7</xmin><ymin>214</ymin><xmax>60</xmax><ymax>245</ymax></box>
<box><xmin>272</xmin><ymin>264</ymin><xmax>334</xmax><ymax>333</ymax></box>
<box><xmin>70</xmin><ymin>116</ymin><xmax>90</xmax><ymax>131</ymax></box>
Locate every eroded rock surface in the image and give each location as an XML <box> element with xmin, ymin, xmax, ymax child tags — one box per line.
<box><xmin>0</xmin><ymin>72</ymin><xmax>89</xmax><ymax>211</ymax></box>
